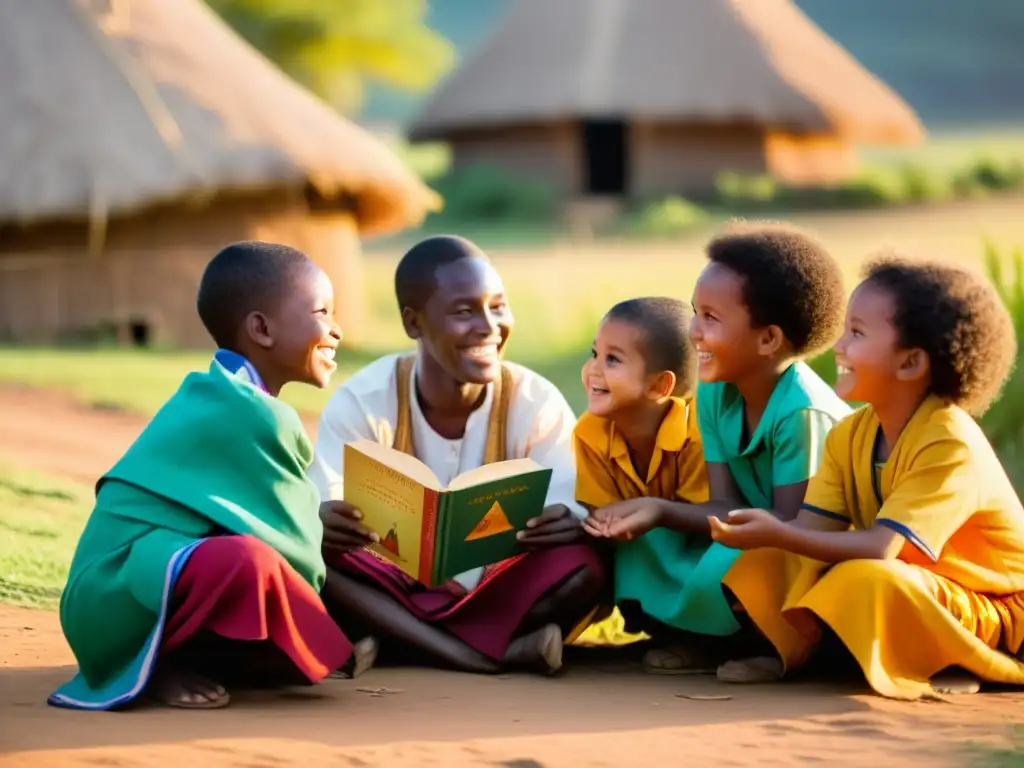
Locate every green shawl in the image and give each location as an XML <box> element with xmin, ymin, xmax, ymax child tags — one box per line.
<box><xmin>51</xmin><ymin>358</ymin><xmax>324</xmax><ymax>709</ymax></box>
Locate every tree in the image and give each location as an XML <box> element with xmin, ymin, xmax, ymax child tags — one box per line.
<box><xmin>206</xmin><ymin>0</ymin><xmax>455</xmax><ymax>113</ymax></box>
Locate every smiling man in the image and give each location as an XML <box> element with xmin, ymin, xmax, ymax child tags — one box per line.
<box><xmin>309</xmin><ymin>235</ymin><xmax>605</xmax><ymax>675</ymax></box>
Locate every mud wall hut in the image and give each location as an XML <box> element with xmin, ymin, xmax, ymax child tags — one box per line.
<box><xmin>409</xmin><ymin>0</ymin><xmax>924</xmax><ymax>200</ymax></box>
<box><xmin>0</xmin><ymin>0</ymin><xmax>437</xmax><ymax>347</ymax></box>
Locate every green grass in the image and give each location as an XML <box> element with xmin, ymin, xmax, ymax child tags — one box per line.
<box><xmin>0</xmin><ymin>346</ymin><xmax>386</xmax><ymax>418</ymax></box>
<box><xmin>0</xmin><ymin>465</ymin><xmax>91</xmax><ymax>609</ymax></box>
<box><xmin>862</xmin><ymin>128</ymin><xmax>1024</xmax><ymax>173</ymax></box>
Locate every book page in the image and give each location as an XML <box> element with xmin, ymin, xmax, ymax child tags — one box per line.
<box><xmin>343</xmin><ymin>443</ymin><xmax>433</xmax><ymax>580</ymax></box>
<box><xmin>346</xmin><ymin>439</ymin><xmax>442</xmax><ymax>490</ymax></box>
<box><xmin>447</xmin><ymin>457</ymin><xmax>546</xmax><ymax>491</ymax></box>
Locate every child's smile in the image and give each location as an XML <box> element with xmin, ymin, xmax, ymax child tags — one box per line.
<box><xmin>582</xmin><ymin>319</ymin><xmax>649</xmax><ymax>417</ymax></box>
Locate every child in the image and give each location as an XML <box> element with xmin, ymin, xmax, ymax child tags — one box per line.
<box><xmin>713</xmin><ymin>256</ymin><xmax>1024</xmax><ymax>700</ymax></box>
<box><xmin>587</xmin><ymin>223</ymin><xmax>851</xmax><ymax>674</ymax></box>
<box><xmin>575</xmin><ymin>297</ymin><xmax>709</xmax><ymax>649</ymax></box>
<box><xmin>49</xmin><ymin>241</ymin><xmax>372</xmax><ymax>711</ymax></box>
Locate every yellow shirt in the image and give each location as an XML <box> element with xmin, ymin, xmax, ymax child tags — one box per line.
<box><xmin>573</xmin><ymin>397</ymin><xmax>709</xmax><ymax>509</ymax></box>
<box><xmin>803</xmin><ymin>395</ymin><xmax>1024</xmax><ymax>595</ymax></box>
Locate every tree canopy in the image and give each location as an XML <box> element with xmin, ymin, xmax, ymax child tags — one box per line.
<box><xmin>206</xmin><ymin>0</ymin><xmax>455</xmax><ymax>113</ymax></box>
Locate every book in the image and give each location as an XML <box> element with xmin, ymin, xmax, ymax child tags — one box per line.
<box><xmin>342</xmin><ymin>439</ymin><xmax>553</xmax><ymax>587</ymax></box>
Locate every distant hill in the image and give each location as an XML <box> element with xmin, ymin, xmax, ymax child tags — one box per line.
<box><xmin>360</xmin><ymin>0</ymin><xmax>1024</xmax><ymax>131</ymax></box>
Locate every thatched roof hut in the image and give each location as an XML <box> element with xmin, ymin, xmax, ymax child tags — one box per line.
<box><xmin>410</xmin><ymin>0</ymin><xmax>924</xmax><ymax>199</ymax></box>
<box><xmin>0</xmin><ymin>0</ymin><xmax>438</xmax><ymax>346</ymax></box>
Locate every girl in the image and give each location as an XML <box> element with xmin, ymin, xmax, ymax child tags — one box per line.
<box><xmin>714</xmin><ymin>256</ymin><xmax>1024</xmax><ymax>699</ymax></box>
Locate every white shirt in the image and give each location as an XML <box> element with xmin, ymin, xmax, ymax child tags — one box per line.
<box><xmin>309</xmin><ymin>352</ymin><xmax>585</xmax><ymax>591</ymax></box>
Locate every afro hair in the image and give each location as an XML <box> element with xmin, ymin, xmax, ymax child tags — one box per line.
<box><xmin>706</xmin><ymin>222</ymin><xmax>846</xmax><ymax>357</ymax></box>
<box><xmin>862</xmin><ymin>255</ymin><xmax>1017</xmax><ymax>416</ymax></box>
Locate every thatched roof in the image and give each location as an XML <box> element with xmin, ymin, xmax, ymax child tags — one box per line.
<box><xmin>0</xmin><ymin>0</ymin><xmax>439</xmax><ymax>234</ymax></box>
<box><xmin>410</xmin><ymin>0</ymin><xmax>924</xmax><ymax>145</ymax></box>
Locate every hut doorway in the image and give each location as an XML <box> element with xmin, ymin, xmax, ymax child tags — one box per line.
<box><xmin>581</xmin><ymin>119</ymin><xmax>628</xmax><ymax>195</ymax></box>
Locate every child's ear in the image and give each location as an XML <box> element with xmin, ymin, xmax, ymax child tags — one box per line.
<box><xmin>757</xmin><ymin>324</ymin><xmax>785</xmax><ymax>357</ymax></box>
<box><xmin>897</xmin><ymin>348</ymin><xmax>930</xmax><ymax>382</ymax></box>
<box><xmin>244</xmin><ymin>311</ymin><xmax>274</xmax><ymax>349</ymax></box>
<box><xmin>647</xmin><ymin>370</ymin><xmax>677</xmax><ymax>400</ymax></box>
<box><xmin>401</xmin><ymin>306</ymin><xmax>422</xmax><ymax>340</ymax></box>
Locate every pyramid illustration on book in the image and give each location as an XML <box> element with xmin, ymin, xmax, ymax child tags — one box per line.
<box><xmin>382</xmin><ymin>523</ymin><xmax>401</xmax><ymax>556</ymax></box>
<box><xmin>465</xmin><ymin>500</ymin><xmax>514</xmax><ymax>541</ymax></box>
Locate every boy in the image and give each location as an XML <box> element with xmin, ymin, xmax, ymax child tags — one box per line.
<box><xmin>50</xmin><ymin>242</ymin><xmax>369</xmax><ymax>711</ymax></box>
<box><xmin>588</xmin><ymin>223</ymin><xmax>851</xmax><ymax>673</ymax></box>
<box><xmin>576</xmin><ymin>297</ymin><xmax>709</xmax><ymax>648</ymax></box>
<box><xmin>310</xmin><ymin>235</ymin><xmax>605</xmax><ymax>675</ymax></box>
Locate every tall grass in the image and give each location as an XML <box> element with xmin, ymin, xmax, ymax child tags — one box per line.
<box><xmin>980</xmin><ymin>242</ymin><xmax>1024</xmax><ymax>490</ymax></box>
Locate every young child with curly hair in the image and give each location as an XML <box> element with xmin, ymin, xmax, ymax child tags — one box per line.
<box><xmin>588</xmin><ymin>223</ymin><xmax>851</xmax><ymax>673</ymax></box>
<box><xmin>714</xmin><ymin>256</ymin><xmax>1024</xmax><ymax>700</ymax></box>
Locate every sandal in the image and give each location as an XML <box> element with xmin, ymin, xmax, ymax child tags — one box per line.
<box><xmin>717</xmin><ymin>656</ymin><xmax>784</xmax><ymax>683</ymax></box>
<box><xmin>642</xmin><ymin>646</ymin><xmax>717</xmax><ymax>676</ymax></box>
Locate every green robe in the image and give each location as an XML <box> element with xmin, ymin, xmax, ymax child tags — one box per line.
<box><xmin>49</xmin><ymin>357</ymin><xmax>325</xmax><ymax>710</ymax></box>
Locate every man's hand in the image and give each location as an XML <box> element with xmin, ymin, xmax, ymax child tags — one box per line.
<box><xmin>319</xmin><ymin>500</ymin><xmax>380</xmax><ymax>556</ymax></box>
<box><xmin>516</xmin><ymin>503</ymin><xmax>583</xmax><ymax>548</ymax></box>
<box><xmin>708</xmin><ymin>508</ymin><xmax>787</xmax><ymax>551</ymax></box>
<box><xmin>584</xmin><ymin>497</ymin><xmax>664</xmax><ymax>542</ymax></box>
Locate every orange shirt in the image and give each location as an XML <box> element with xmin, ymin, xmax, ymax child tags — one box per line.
<box><xmin>573</xmin><ymin>397</ymin><xmax>710</xmax><ymax>509</ymax></box>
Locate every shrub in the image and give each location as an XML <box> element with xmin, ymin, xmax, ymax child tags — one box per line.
<box><xmin>622</xmin><ymin>196</ymin><xmax>710</xmax><ymax>238</ymax></box>
<box><xmin>428</xmin><ymin>164</ymin><xmax>558</xmax><ymax>223</ymax></box>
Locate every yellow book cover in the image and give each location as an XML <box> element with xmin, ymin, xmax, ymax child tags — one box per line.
<box><xmin>342</xmin><ymin>439</ymin><xmax>552</xmax><ymax>586</ymax></box>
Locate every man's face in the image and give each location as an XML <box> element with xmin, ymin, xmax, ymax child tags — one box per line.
<box><xmin>407</xmin><ymin>257</ymin><xmax>514</xmax><ymax>384</ymax></box>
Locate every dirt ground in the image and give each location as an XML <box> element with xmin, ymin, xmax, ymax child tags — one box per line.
<box><xmin>2</xmin><ymin>386</ymin><xmax>1024</xmax><ymax>767</ymax></box>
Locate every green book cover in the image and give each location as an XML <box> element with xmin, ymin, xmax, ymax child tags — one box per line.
<box><xmin>342</xmin><ymin>440</ymin><xmax>552</xmax><ymax>587</ymax></box>
<box><xmin>433</xmin><ymin>462</ymin><xmax>553</xmax><ymax>584</ymax></box>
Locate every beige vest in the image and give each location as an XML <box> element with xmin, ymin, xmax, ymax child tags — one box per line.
<box><xmin>393</xmin><ymin>353</ymin><xmax>514</xmax><ymax>464</ymax></box>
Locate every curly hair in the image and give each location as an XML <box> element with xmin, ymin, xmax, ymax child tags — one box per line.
<box><xmin>862</xmin><ymin>255</ymin><xmax>1017</xmax><ymax>416</ymax></box>
<box><xmin>706</xmin><ymin>222</ymin><xmax>845</xmax><ymax>356</ymax></box>
<box><xmin>604</xmin><ymin>297</ymin><xmax>695</xmax><ymax>393</ymax></box>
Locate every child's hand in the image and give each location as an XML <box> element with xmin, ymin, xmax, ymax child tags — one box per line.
<box><xmin>319</xmin><ymin>500</ymin><xmax>380</xmax><ymax>555</ymax></box>
<box><xmin>588</xmin><ymin>498</ymin><xmax>663</xmax><ymax>542</ymax></box>
<box><xmin>708</xmin><ymin>508</ymin><xmax>785</xmax><ymax>550</ymax></box>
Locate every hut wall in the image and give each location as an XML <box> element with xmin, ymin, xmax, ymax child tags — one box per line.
<box><xmin>629</xmin><ymin>122</ymin><xmax>769</xmax><ymax>198</ymax></box>
<box><xmin>447</xmin><ymin>123</ymin><xmax>579</xmax><ymax>195</ymax></box>
<box><xmin>0</xmin><ymin>192</ymin><xmax>365</xmax><ymax>347</ymax></box>
<box><xmin>764</xmin><ymin>132</ymin><xmax>858</xmax><ymax>186</ymax></box>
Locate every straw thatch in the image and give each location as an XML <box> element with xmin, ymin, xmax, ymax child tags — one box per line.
<box><xmin>410</xmin><ymin>0</ymin><xmax>923</xmax><ymax>145</ymax></box>
<box><xmin>0</xmin><ymin>0</ymin><xmax>439</xmax><ymax>235</ymax></box>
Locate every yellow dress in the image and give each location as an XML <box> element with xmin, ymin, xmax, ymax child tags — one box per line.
<box><xmin>723</xmin><ymin>396</ymin><xmax>1024</xmax><ymax>699</ymax></box>
<box><xmin>571</xmin><ymin>397</ymin><xmax>710</xmax><ymax>645</ymax></box>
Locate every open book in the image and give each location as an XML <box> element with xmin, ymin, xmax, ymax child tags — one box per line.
<box><xmin>342</xmin><ymin>439</ymin><xmax>553</xmax><ymax>586</ymax></box>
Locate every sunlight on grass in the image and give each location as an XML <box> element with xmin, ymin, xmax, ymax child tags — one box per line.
<box><xmin>0</xmin><ymin>466</ymin><xmax>92</xmax><ymax>609</ymax></box>
<box><xmin>2</xmin><ymin>197</ymin><xmax>1023</xmax><ymax>419</ymax></box>
<box><xmin>0</xmin><ymin>346</ymin><xmax>384</xmax><ymax>417</ymax></box>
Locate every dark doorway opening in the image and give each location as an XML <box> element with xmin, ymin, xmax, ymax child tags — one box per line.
<box><xmin>128</xmin><ymin>320</ymin><xmax>151</xmax><ymax>347</ymax></box>
<box><xmin>582</xmin><ymin>119</ymin><xmax>628</xmax><ymax>195</ymax></box>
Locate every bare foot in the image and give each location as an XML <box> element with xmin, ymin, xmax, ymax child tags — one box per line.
<box><xmin>717</xmin><ymin>656</ymin><xmax>784</xmax><ymax>683</ymax></box>
<box><xmin>642</xmin><ymin>645</ymin><xmax>718</xmax><ymax>676</ymax></box>
<box><xmin>330</xmin><ymin>636</ymin><xmax>379</xmax><ymax>680</ymax></box>
<box><xmin>146</xmin><ymin>664</ymin><xmax>230</xmax><ymax>709</ymax></box>
<box><xmin>504</xmin><ymin>623</ymin><xmax>563</xmax><ymax>675</ymax></box>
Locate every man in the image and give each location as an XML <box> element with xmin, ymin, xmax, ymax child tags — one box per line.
<box><xmin>309</xmin><ymin>235</ymin><xmax>604</xmax><ymax>674</ymax></box>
